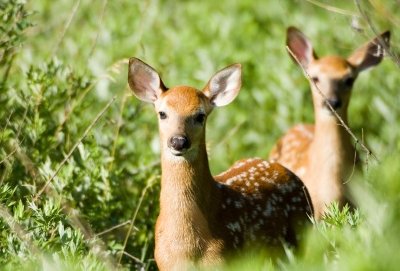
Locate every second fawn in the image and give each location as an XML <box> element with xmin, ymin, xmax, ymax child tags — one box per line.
<box><xmin>128</xmin><ymin>58</ymin><xmax>313</xmax><ymax>270</ymax></box>
<box><xmin>269</xmin><ymin>27</ymin><xmax>390</xmax><ymax>219</ymax></box>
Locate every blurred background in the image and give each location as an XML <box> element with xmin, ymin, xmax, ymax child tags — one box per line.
<box><xmin>0</xmin><ymin>0</ymin><xmax>399</xmax><ymax>270</ymax></box>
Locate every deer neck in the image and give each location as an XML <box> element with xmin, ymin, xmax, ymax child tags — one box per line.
<box><xmin>307</xmin><ymin>109</ymin><xmax>354</xmax><ymax>209</ymax></box>
<box><xmin>159</xmin><ymin>146</ymin><xmax>216</xmax><ymax>212</ymax></box>
<box><xmin>158</xmin><ymin>138</ymin><xmax>219</xmax><ymax>247</ymax></box>
<box><xmin>155</xmin><ymin>138</ymin><xmax>224</xmax><ymax>269</ymax></box>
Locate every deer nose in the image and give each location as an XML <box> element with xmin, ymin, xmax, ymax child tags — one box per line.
<box><xmin>168</xmin><ymin>135</ymin><xmax>191</xmax><ymax>152</ymax></box>
<box><xmin>325</xmin><ymin>98</ymin><xmax>342</xmax><ymax>110</ymax></box>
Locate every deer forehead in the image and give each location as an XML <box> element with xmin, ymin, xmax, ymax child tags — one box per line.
<box><xmin>311</xmin><ymin>56</ymin><xmax>353</xmax><ymax>78</ymax></box>
<box><xmin>157</xmin><ymin>86</ymin><xmax>210</xmax><ymax>116</ymax></box>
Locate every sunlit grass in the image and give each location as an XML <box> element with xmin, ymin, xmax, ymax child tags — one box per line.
<box><xmin>0</xmin><ymin>0</ymin><xmax>399</xmax><ymax>270</ymax></box>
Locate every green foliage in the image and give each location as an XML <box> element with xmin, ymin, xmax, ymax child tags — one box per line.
<box><xmin>0</xmin><ymin>0</ymin><xmax>32</xmax><ymax>85</ymax></box>
<box><xmin>0</xmin><ymin>0</ymin><xmax>399</xmax><ymax>270</ymax></box>
<box><xmin>320</xmin><ymin>202</ymin><xmax>361</xmax><ymax>228</ymax></box>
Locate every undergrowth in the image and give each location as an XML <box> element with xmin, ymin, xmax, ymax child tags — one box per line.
<box><xmin>0</xmin><ymin>0</ymin><xmax>399</xmax><ymax>270</ymax></box>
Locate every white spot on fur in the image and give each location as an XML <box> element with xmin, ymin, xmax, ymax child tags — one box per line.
<box><xmin>297</xmin><ymin>167</ymin><xmax>306</xmax><ymax>177</ymax></box>
<box><xmin>227</xmin><ymin>222</ymin><xmax>241</xmax><ymax>232</ymax></box>
<box><xmin>233</xmin><ymin>161</ymin><xmax>245</xmax><ymax>169</ymax></box>
<box><xmin>235</xmin><ymin>201</ymin><xmax>243</xmax><ymax>209</ymax></box>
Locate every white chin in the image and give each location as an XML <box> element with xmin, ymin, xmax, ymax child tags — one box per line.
<box><xmin>169</xmin><ymin>149</ymin><xmax>187</xmax><ymax>156</ymax></box>
<box><xmin>323</xmin><ymin>107</ymin><xmax>337</xmax><ymax>116</ymax></box>
<box><xmin>165</xmin><ymin>148</ymin><xmax>198</xmax><ymax>161</ymax></box>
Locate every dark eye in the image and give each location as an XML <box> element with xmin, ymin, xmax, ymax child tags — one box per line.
<box><xmin>311</xmin><ymin>77</ymin><xmax>319</xmax><ymax>84</ymax></box>
<box><xmin>194</xmin><ymin>113</ymin><xmax>206</xmax><ymax>124</ymax></box>
<box><xmin>344</xmin><ymin>77</ymin><xmax>355</xmax><ymax>87</ymax></box>
<box><xmin>159</xmin><ymin>111</ymin><xmax>167</xmax><ymax>119</ymax></box>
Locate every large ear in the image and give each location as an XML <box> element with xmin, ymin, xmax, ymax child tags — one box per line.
<box><xmin>203</xmin><ymin>64</ymin><xmax>242</xmax><ymax>107</ymax></box>
<box><xmin>347</xmin><ymin>31</ymin><xmax>390</xmax><ymax>73</ymax></box>
<box><xmin>128</xmin><ymin>58</ymin><xmax>167</xmax><ymax>103</ymax></box>
<box><xmin>286</xmin><ymin>26</ymin><xmax>317</xmax><ymax>68</ymax></box>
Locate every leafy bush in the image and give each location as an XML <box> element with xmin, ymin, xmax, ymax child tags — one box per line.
<box><xmin>0</xmin><ymin>0</ymin><xmax>399</xmax><ymax>270</ymax></box>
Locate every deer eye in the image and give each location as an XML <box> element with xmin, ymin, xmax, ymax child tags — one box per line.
<box><xmin>194</xmin><ymin>113</ymin><xmax>206</xmax><ymax>124</ymax></box>
<box><xmin>343</xmin><ymin>77</ymin><xmax>355</xmax><ymax>87</ymax></box>
<box><xmin>311</xmin><ymin>77</ymin><xmax>319</xmax><ymax>84</ymax></box>
<box><xmin>159</xmin><ymin>111</ymin><xmax>167</xmax><ymax>120</ymax></box>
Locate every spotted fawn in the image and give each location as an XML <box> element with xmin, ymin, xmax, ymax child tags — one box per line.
<box><xmin>269</xmin><ymin>27</ymin><xmax>390</xmax><ymax>219</ymax></box>
<box><xmin>128</xmin><ymin>58</ymin><xmax>313</xmax><ymax>270</ymax></box>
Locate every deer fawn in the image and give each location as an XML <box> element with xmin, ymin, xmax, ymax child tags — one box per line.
<box><xmin>269</xmin><ymin>27</ymin><xmax>390</xmax><ymax>219</ymax></box>
<box><xmin>128</xmin><ymin>58</ymin><xmax>313</xmax><ymax>270</ymax></box>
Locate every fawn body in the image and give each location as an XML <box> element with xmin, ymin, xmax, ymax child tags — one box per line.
<box><xmin>128</xmin><ymin>58</ymin><xmax>312</xmax><ymax>270</ymax></box>
<box><xmin>269</xmin><ymin>27</ymin><xmax>390</xmax><ymax>219</ymax></box>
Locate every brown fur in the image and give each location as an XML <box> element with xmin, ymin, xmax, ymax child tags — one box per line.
<box><xmin>129</xmin><ymin>59</ymin><xmax>313</xmax><ymax>270</ymax></box>
<box><xmin>269</xmin><ymin>27</ymin><xmax>389</xmax><ymax>219</ymax></box>
<box><xmin>163</xmin><ymin>86</ymin><xmax>210</xmax><ymax>115</ymax></box>
<box><xmin>314</xmin><ymin>56</ymin><xmax>351</xmax><ymax>75</ymax></box>
<box><xmin>270</xmin><ymin>121</ymin><xmax>356</xmax><ymax>219</ymax></box>
<box><xmin>269</xmin><ymin>124</ymin><xmax>313</xmax><ymax>177</ymax></box>
<box><xmin>155</xmin><ymin>89</ymin><xmax>312</xmax><ymax>270</ymax></box>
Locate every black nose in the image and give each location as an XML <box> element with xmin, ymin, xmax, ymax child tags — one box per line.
<box><xmin>325</xmin><ymin>99</ymin><xmax>342</xmax><ymax>110</ymax></box>
<box><xmin>168</xmin><ymin>135</ymin><xmax>191</xmax><ymax>151</ymax></box>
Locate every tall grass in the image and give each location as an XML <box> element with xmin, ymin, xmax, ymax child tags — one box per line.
<box><xmin>0</xmin><ymin>0</ymin><xmax>399</xmax><ymax>270</ymax></box>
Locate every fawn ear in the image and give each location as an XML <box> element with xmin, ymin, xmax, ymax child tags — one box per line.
<box><xmin>203</xmin><ymin>64</ymin><xmax>242</xmax><ymax>107</ymax></box>
<box><xmin>286</xmin><ymin>26</ymin><xmax>317</xmax><ymax>68</ymax></box>
<box><xmin>128</xmin><ymin>58</ymin><xmax>167</xmax><ymax>103</ymax></box>
<box><xmin>347</xmin><ymin>31</ymin><xmax>390</xmax><ymax>73</ymax></box>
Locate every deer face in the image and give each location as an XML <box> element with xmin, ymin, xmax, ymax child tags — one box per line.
<box><xmin>307</xmin><ymin>56</ymin><xmax>357</xmax><ymax>115</ymax></box>
<box><xmin>128</xmin><ymin>58</ymin><xmax>241</xmax><ymax>161</ymax></box>
<box><xmin>286</xmin><ymin>26</ymin><xmax>390</xmax><ymax>117</ymax></box>
<box><xmin>154</xmin><ymin>86</ymin><xmax>211</xmax><ymax>159</ymax></box>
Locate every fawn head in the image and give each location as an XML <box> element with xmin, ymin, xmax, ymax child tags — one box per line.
<box><xmin>128</xmin><ymin>58</ymin><xmax>241</xmax><ymax>161</ymax></box>
<box><xmin>286</xmin><ymin>26</ymin><xmax>390</xmax><ymax>117</ymax></box>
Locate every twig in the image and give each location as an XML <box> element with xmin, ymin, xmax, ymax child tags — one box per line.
<box><xmin>66</xmin><ymin>205</ymin><xmax>117</xmax><ymax>270</ymax></box>
<box><xmin>286</xmin><ymin>46</ymin><xmax>379</xmax><ymax>163</ymax></box>
<box><xmin>368</xmin><ymin>0</ymin><xmax>400</xmax><ymax>26</ymax></box>
<box><xmin>118</xmin><ymin>176</ymin><xmax>157</xmax><ymax>264</ymax></box>
<box><xmin>130</xmin><ymin>0</ymin><xmax>154</xmax><ymax>47</ymax></box>
<box><xmin>343</xmin><ymin>142</ymin><xmax>358</xmax><ymax>184</ymax></box>
<box><xmin>0</xmin><ymin>203</ymin><xmax>41</xmax><ymax>255</ymax></box>
<box><xmin>0</xmin><ymin>109</ymin><xmax>14</xmax><ymax>137</ymax></box>
<box><xmin>108</xmin><ymin>88</ymin><xmax>129</xmax><ymax>171</ymax></box>
<box><xmin>13</xmin><ymin>146</ymin><xmax>118</xmax><ymax>269</ymax></box>
<box><xmin>120</xmin><ymin>251</ymin><xmax>145</xmax><ymax>265</ymax></box>
<box><xmin>54</xmin><ymin>79</ymin><xmax>97</xmax><ymax>137</ymax></box>
<box><xmin>306</xmin><ymin>0</ymin><xmax>359</xmax><ymax>17</ymax></box>
<box><xmin>54</xmin><ymin>58</ymin><xmax>128</xmax><ymax>138</ymax></box>
<box><xmin>52</xmin><ymin>0</ymin><xmax>81</xmax><ymax>56</ymax></box>
<box><xmin>8</xmin><ymin>131</ymin><xmax>118</xmax><ymax>269</ymax></box>
<box><xmin>95</xmin><ymin>220</ymin><xmax>133</xmax><ymax>237</ymax></box>
<box><xmin>88</xmin><ymin>0</ymin><xmax>108</xmax><ymax>58</ymax></box>
<box><xmin>362</xmin><ymin>128</ymin><xmax>370</xmax><ymax>173</ymax></box>
<box><xmin>2</xmin><ymin>106</ymin><xmax>31</xmax><ymax>178</ymax></box>
<box><xmin>34</xmin><ymin>96</ymin><xmax>116</xmax><ymax>201</ymax></box>
<box><xmin>1</xmin><ymin>53</ymin><xmax>16</xmax><ymax>87</ymax></box>
<box><xmin>354</xmin><ymin>0</ymin><xmax>400</xmax><ymax>68</ymax></box>
<box><xmin>0</xmin><ymin>148</ymin><xmax>18</xmax><ymax>165</ymax></box>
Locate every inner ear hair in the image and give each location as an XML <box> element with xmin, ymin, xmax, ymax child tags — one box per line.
<box><xmin>203</xmin><ymin>64</ymin><xmax>242</xmax><ymax>107</ymax></box>
<box><xmin>128</xmin><ymin>58</ymin><xmax>167</xmax><ymax>103</ymax></box>
<box><xmin>347</xmin><ymin>31</ymin><xmax>390</xmax><ymax>72</ymax></box>
<box><xmin>286</xmin><ymin>26</ymin><xmax>317</xmax><ymax>68</ymax></box>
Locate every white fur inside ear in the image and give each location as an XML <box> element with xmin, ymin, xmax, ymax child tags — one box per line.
<box><xmin>128</xmin><ymin>58</ymin><xmax>162</xmax><ymax>103</ymax></box>
<box><xmin>287</xmin><ymin>27</ymin><xmax>315</xmax><ymax>68</ymax></box>
<box><xmin>208</xmin><ymin>65</ymin><xmax>241</xmax><ymax>107</ymax></box>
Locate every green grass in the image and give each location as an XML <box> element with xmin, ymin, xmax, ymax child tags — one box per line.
<box><xmin>0</xmin><ymin>0</ymin><xmax>399</xmax><ymax>270</ymax></box>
